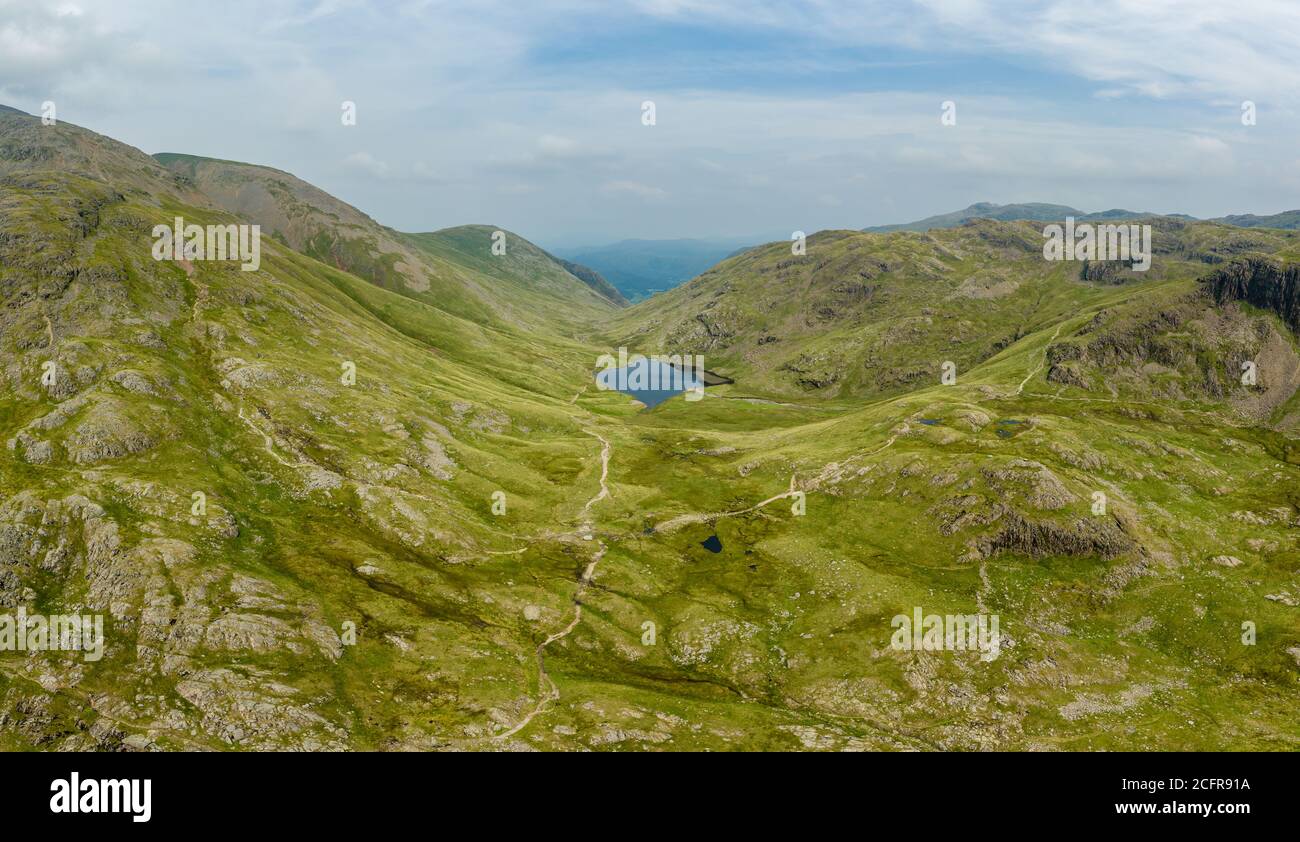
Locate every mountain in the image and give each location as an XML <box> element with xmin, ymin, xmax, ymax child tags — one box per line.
<box><xmin>1213</xmin><ymin>210</ymin><xmax>1300</xmax><ymax>230</ymax></box>
<box><xmin>552</xmin><ymin>257</ymin><xmax>628</xmax><ymax>306</ymax></box>
<box><xmin>0</xmin><ymin>106</ymin><xmax>626</xmax><ymax>751</ymax></box>
<box><xmin>612</xmin><ymin>217</ymin><xmax>1299</xmax><ymax>402</ymax></box>
<box><xmin>555</xmin><ymin>238</ymin><xmax>755</xmax><ymax>301</ymax></box>
<box><xmin>868</xmin><ymin>201</ymin><xmax>1300</xmax><ymax>236</ymax></box>
<box><xmin>865</xmin><ymin>202</ymin><xmax>1160</xmax><ymax>233</ymax></box>
<box><xmin>3</xmin><ymin>106</ymin><xmax>1299</xmax><ymax>752</ymax></box>
<box><xmin>153</xmin><ymin>153</ymin><xmax>620</xmax><ymax>327</ymax></box>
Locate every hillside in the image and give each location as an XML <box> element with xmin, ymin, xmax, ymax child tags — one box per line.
<box><xmin>153</xmin><ymin>153</ymin><xmax>619</xmax><ymax>330</ymax></box>
<box><xmin>2</xmin><ymin>107</ymin><xmax>1298</xmax><ymax>752</ymax></box>
<box><xmin>553</xmin><ymin>257</ymin><xmax>628</xmax><ymax>306</ymax></box>
<box><xmin>611</xmin><ymin>217</ymin><xmax>1300</xmax><ymax>405</ymax></box>
<box><xmin>0</xmin><ymin>107</ymin><xmax>629</xmax><ymax>750</ymax></box>
<box><xmin>862</xmin><ymin>202</ymin><xmax>1167</xmax><ymax>233</ymax></box>
<box><xmin>1213</xmin><ymin>210</ymin><xmax>1300</xmax><ymax>230</ymax></box>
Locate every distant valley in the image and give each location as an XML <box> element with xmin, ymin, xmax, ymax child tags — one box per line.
<box><xmin>563</xmin><ymin>205</ymin><xmax>1300</xmax><ymax>305</ymax></box>
<box><xmin>553</xmin><ymin>238</ymin><xmax>758</xmax><ymax>302</ymax></box>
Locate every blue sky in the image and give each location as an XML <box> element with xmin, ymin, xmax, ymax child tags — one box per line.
<box><xmin>2</xmin><ymin>0</ymin><xmax>1298</xmax><ymax>246</ymax></box>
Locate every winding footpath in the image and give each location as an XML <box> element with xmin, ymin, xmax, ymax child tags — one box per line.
<box><xmin>1013</xmin><ymin>322</ymin><xmax>1065</xmax><ymax>396</ymax></box>
<box><xmin>236</xmin><ymin>406</ymin><xmax>317</xmax><ymax>471</ymax></box>
<box><xmin>653</xmin><ymin>474</ymin><xmax>801</xmax><ymax>534</ymax></box>
<box><xmin>493</xmin><ymin>427</ymin><xmax>612</xmax><ymax>742</ymax></box>
<box><xmin>652</xmin><ymin>432</ymin><xmax>900</xmax><ymax>534</ymax></box>
<box><xmin>580</xmin><ymin>429</ymin><xmax>612</xmax><ymax>514</ymax></box>
<box><xmin>492</xmin><ymin>408</ymin><xmax>907</xmax><ymax>741</ymax></box>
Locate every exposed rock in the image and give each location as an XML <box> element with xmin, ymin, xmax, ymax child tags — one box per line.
<box><xmin>1206</xmin><ymin>258</ymin><xmax>1300</xmax><ymax>334</ymax></box>
<box><xmin>110</xmin><ymin>369</ymin><xmax>156</xmax><ymax>395</ymax></box>
<box><xmin>64</xmin><ymin>399</ymin><xmax>159</xmax><ymax>464</ymax></box>
<box><xmin>979</xmin><ymin>508</ymin><xmax>1136</xmax><ymax>560</ymax></box>
<box><xmin>981</xmin><ymin>459</ymin><xmax>1077</xmax><ymax>510</ymax></box>
<box><xmin>175</xmin><ymin>668</ymin><xmax>347</xmax><ymax>750</ymax></box>
<box><xmin>408</xmin><ymin>435</ymin><xmax>457</xmax><ymax>480</ymax></box>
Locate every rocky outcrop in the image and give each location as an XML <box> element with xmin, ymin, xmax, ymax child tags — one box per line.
<box><xmin>1079</xmin><ymin>259</ymin><xmax>1135</xmax><ymax>284</ymax></box>
<box><xmin>980</xmin><ymin>459</ymin><xmax>1078</xmax><ymax>510</ymax></box>
<box><xmin>1206</xmin><ymin>258</ymin><xmax>1300</xmax><ymax>335</ymax></box>
<box><xmin>780</xmin><ymin>351</ymin><xmax>843</xmax><ymax>389</ymax></box>
<box><xmin>979</xmin><ymin>508</ymin><xmax>1136</xmax><ymax>560</ymax></box>
<box><xmin>554</xmin><ymin>257</ymin><xmax>628</xmax><ymax>307</ymax></box>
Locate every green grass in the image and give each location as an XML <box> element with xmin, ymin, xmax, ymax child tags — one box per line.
<box><xmin>1</xmin><ymin>108</ymin><xmax>1297</xmax><ymax>751</ymax></box>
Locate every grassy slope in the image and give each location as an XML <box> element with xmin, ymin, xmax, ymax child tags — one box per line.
<box><xmin>1</xmin><ymin>109</ymin><xmax>1296</xmax><ymax>750</ymax></box>
<box><xmin>568</xmin><ymin>295</ymin><xmax>1299</xmax><ymax>749</ymax></box>
<box><xmin>609</xmin><ymin>219</ymin><xmax>1300</xmax><ymax>401</ymax></box>
<box><xmin>153</xmin><ymin>152</ymin><xmax>617</xmax><ymax>335</ymax></box>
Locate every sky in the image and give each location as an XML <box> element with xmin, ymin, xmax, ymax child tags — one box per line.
<box><xmin>2</xmin><ymin>0</ymin><xmax>1299</xmax><ymax>247</ymax></box>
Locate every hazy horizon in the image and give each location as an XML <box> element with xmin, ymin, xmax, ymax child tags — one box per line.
<box><xmin>3</xmin><ymin>1</ymin><xmax>1298</xmax><ymax>244</ymax></box>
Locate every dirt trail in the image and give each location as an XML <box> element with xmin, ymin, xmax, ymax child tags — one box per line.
<box><xmin>653</xmin><ymin>433</ymin><xmax>898</xmax><ymax>534</ymax></box>
<box><xmin>237</xmin><ymin>406</ymin><xmax>316</xmax><ymax>471</ymax></box>
<box><xmin>580</xmin><ymin>429</ymin><xmax>612</xmax><ymax>514</ymax></box>
<box><xmin>706</xmin><ymin>392</ymin><xmax>811</xmax><ymax>409</ymax></box>
<box><xmin>186</xmin><ymin>264</ymin><xmax>209</xmax><ymax>334</ymax></box>
<box><xmin>490</xmin><ymin>413</ymin><xmax>911</xmax><ymax>741</ymax></box>
<box><xmin>1012</xmin><ymin>323</ymin><xmax>1064</xmax><ymax>397</ymax></box>
<box><xmin>494</xmin><ymin>427</ymin><xmax>612</xmax><ymax>743</ymax></box>
<box><xmin>654</xmin><ymin>474</ymin><xmax>800</xmax><ymax>533</ymax></box>
<box><xmin>493</xmin><ymin>547</ymin><xmax>605</xmax><ymax>743</ymax></box>
<box><xmin>491</xmin><ymin>412</ymin><xmax>910</xmax><ymax>740</ymax></box>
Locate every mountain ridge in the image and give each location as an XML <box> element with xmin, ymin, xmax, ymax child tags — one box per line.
<box><xmin>152</xmin><ymin>151</ymin><xmax>620</xmax><ymax>328</ymax></box>
<box><xmin>3</xmin><ymin>105</ymin><xmax>1299</xmax><ymax>752</ymax></box>
<box><xmin>863</xmin><ymin>201</ymin><xmax>1174</xmax><ymax>233</ymax></box>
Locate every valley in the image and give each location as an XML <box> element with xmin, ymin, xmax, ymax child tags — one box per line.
<box><xmin>1</xmin><ymin>106</ymin><xmax>1297</xmax><ymax>752</ymax></box>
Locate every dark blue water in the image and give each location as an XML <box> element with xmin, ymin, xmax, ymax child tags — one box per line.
<box><xmin>595</xmin><ymin>357</ymin><xmax>704</xmax><ymax>408</ymax></box>
<box><xmin>995</xmin><ymin>419</ymin><xmax>1028</xmax><ymax>438</ymax></box>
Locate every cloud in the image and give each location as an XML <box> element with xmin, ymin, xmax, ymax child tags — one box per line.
<box><xmin>1190</xmin><ymin>135</ymin><xmax>1231</xmax><ymax>155</ymax></box>
<box><xmin>628</xmin><ymin>0</ymin><xmax>1300</xmax><ymax>102</ymax></box>
<box><xmin>342</xmin><ymin>151</ymin><xmax>391</xmax><ymax>178</ymax></box>
<box><xmin>602</xmin><ymin>179</ymin><xmax>668</xmax><ymax>199</ymax></box>
<box><xmin>537</xmin><ymin>134</ymin><xmax>581</xmax><ymax>157</ymax></box>
<box><xmin>4</xmin><ymin>0</ymin><xmax>1298</xmax><ymax>241</ymax></box>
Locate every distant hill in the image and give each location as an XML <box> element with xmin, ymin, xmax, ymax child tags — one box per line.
<box><xmin>565</xmin><ymin>204</ymin><xmax>1299</xmax><ymax>301</ymax></box>
<box><xmin>552</xmin><ymin>257</ymin><xmax>628</xmax><ymax>306</ymax></box>
<box><xmin>1212</xmin><ymin>210</ymin><xmax>1300</xmax><ymax>230</ymax></box>
<box><xmin>612</xmin><ymin>216</ymin><xmax>1300</xmax><ymax>401</ymax></box>
<box><xmin>154</xmin><ymin>152</ymin><xmax>617</xmax><ymax>328</ymax></box>
<box><xmin>863</xmin><ymin>201</ymin><xmax>1300</xmax><ymax>236</ymax></box>
<box><xmin>864</xmin><ymin>202</ymin><xmax>1162</xmax><ymax>233</ymax></box>
<box><xmin>556</xmin><ymin>238</ymin><xmax>755</xmax><ymax>301</ymax></box>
